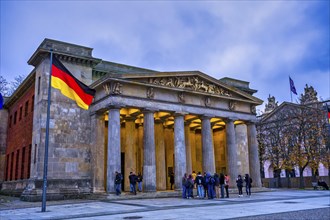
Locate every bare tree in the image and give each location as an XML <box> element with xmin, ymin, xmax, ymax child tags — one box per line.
<box><xmin>8</xmin><ymin>75</ymin><xmax>26</xmax><ymax>95</ymax></box>
<box><xmin>0</xmin><ymin>75</ymin><xmax>9</xmax><ymax>96</ymax></box>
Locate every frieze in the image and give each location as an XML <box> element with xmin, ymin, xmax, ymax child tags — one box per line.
<box><xmin>205</xmin><ymin>97</ymin><xmax>211</xmax><ymax>107</ymax></box>
<box><xmin>147</xmin><ymin>87</ymin><xmax>155</xmax><ymax>99</ymax></box>
<box><xmin>103</xmin><ymin>82</ymin><xmax>123</xmax><ymax>95</ymax></box>
<box><xmin>229</xmin><ymin>101</ymin><xmax>236</xmax><ymax>111</ymax></box>
<box><xmin>148</xmin><ymin>76</ymin><xmax>232</xmax><ymax>97</ymax></box>
<box><xmin>178</xmin><ymin>92</ymin><xmax>185</xmax><ymax>103</ymax></box>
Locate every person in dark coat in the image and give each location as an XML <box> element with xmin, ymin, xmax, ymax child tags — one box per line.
<box><xmin>244</xmin><ymin>173</ymin><xmax>252</xmax><ymax>196</ymax></box>
<box><xmin>129</xmin><ymin>172</ymin><xmax>138</xmax><ymax>195</ymax></box>
<box><xmin>186</xmin><ymin>174</ymin><xmax>194</xmax><ymax>199</ymax></box>
<box><xmin>203</xmin><ymin>172</ymin><xmax>208</xmax><ymax>198</ymax></box>
<box><xmin>182</xmin><ymin>173</ymin><xmax>188</xmax><ymax>198</ymax></box>
<box><xmin>214</xmin><ymin>173</ymin><xmax>220</xmax><ymax>198</ymax></box>
<box><xmin>114</xmin><ymin>171</ymin><xmax>123</xmax><ymax>196</ymax></box>
<box><xmin>206</xmin><ymin>172</ymin><xmax>215</xmax><ymax>199</ymax></box>
<box><xmin>137</xmin><ymin>172</ymin><xmax>143</xmax><ymax>192</ymax></box>
<box><xmin>224</xmin><ymin>174</ymin><xmax>230</xmax><ymax>198</ymax></box>
<box><xmin>236</xmin><ymin>174</ymin><xmax>243</xmax><ymax>197</ymax></box>
<box><xmin>195</xmin><ymin>172</ymin><xmax>204</xmax><ymax>198</ymax></box>
<box><xmin>170</xmin><ymin>172</ymin><xmax>175</xmax><ymax>190</ymax></box>
<box><xmin>219</xmin><ymin>173</ymin><xmax>225</xmax><ymax>198</ymax></box>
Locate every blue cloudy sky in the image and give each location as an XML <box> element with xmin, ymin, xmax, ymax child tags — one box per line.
<box><xmin>1</xmin><ymin>0</ymin><xmax>329</xmax><ymax>112</ymax></box>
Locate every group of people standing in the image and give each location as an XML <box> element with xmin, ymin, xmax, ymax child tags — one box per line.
<box><xmin>114</xmin><ymin>171</ymin><xmax>143</xmax><ymax>196</ymax></box>
<box><xmin>181</xmin><ymin>171</ymin><xmax>230</xmax><ymax>199</ymax></box>
<box><xmin>182</xmin><ymin>171</ymin><xmax>253</xmax><ymax>199</ymax></box>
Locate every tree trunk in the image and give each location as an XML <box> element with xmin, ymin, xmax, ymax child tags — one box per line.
<box><xmin>299</xmin><ymin>167</ymin><xmax>305</xmax><ymax>189</ymax></box>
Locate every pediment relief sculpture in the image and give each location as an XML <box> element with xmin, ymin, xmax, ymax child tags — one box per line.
<box><xmin>103</xmin><ymin>82</ymin><xmax>123</xmax><ymax>95</ymax></box>
<box><xmin>148</xmin><ymin>76</ymin><xmax>232</xmax><ymax>97</ymax></box>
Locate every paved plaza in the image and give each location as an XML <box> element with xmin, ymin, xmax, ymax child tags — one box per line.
<box><xmin>0</xmin><ymin>189</ymin><xmax>329</xmax><ymax>220</ymax></box>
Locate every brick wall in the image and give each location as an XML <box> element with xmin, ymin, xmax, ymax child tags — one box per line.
<box><xmin>5</xmin><ymin>84</ymin><xmax>35</xmax><ymax>181</ymax></box>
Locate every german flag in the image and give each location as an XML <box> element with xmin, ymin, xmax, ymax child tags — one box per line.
<box><xmin>51</xmin><ymin>56</ymin><xmax>96</xmax><ymax>110</ymax></box>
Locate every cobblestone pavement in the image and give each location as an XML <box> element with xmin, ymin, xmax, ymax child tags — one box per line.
<box><xmin>0</xmin><ymin>189</ymin><xmax>329</xmax><ymax>220</ymax></box>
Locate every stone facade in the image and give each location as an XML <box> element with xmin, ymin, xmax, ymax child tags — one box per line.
<box><xmin>1</xmin><ymin>39</ymin><xmax>263</xmax><ymax>200</ymax></box>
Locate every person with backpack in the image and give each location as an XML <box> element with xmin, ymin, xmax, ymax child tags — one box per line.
<box><xmin>129</xmin><ymin>171</ymin><xmax>138</xmax><ymax>195</ymax></box>
<box><xmin>186</xmin><ymin>174</ymin><xmax>194</xmax><ymax>199</ymax></box>
<box><xmin>236</xmin><ymin>174</ymin><xmax>243</xmax><ymax>197</ymax></box>
<box><xmin>244</xmin><ymin>173</ymin><xmax>252</xmax><ymax>197</ymax></box>
<box><xmin>206</xmin><ymin>172</ymin><xmax>215</xmax><ymax>199</ymax></box>
<box><xmin>214</xmin><ymin>173</ymin><xmax>220</xmax><ymax>198</ymax></box>
<box><xmin>203</xmin><ymin>172</ymin><xmax>208</xmax><ymax>198</ymax></box>
<box><xmin>182</xmin><ymin>173</ymin><xmax>188</xmax><ymax>199</ymax></box>
<box><xmin>114</xmin><ymin>171</ymin><xmax>123</xmax><ymax>196</ymax></box>
<box><xmin>195</xmin><ymin>172</ymin><xmax>204</xmax><ymax>198</ymax></box>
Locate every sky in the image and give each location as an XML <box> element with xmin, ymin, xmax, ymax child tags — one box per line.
<box><xmin>1</xmin><ymin>0</ymin><xmax>329</xmax><ymax>113</ymax></box>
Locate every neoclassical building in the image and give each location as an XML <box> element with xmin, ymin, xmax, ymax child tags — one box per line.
<box><xmin>0</xmin><ymin>39</ymin><xmax>263</xmax><ymax>200</ymax></box>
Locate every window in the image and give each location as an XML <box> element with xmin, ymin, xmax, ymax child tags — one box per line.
<box><xmin>27</xmin><ymin>144</ymin><xmax>32</xmax><ymax>178</ymax></box>
<box><xmin>19</xmin><ymin>106</ymin><xmax>23</xmax><ymax>121</ymax></box>
<box><xmin>31</xmin><ymin>95</ymin><xmax>35</xmax><ymax>112</ymax></box>
<box><xmin>21</xmin><ymin>147</ymin><xmax>26</xmax><ymax>179</ymax></box>
<box><xmin>37</xmin><ymin>76</ymin><xmax>41</xmax><ymax>95</ymax></box>
<box><xmin>9</xmin><ymin>115</ymin><xmax>12</xmax><ymax>128</ymax></box>
<box><xmin>10</xmin><ymin>152</ymin><xmax>14</xmax><ymax>181</ymax></box>
<box><xmin>15</xmin><ymin>149</ymin><xmax>20</xmax><ymax>180</ymax></box>
<box><xmin>14</xmin><ymin>111</ymin><xmax>17</xmax><ymax>124</ymax></box>
<box><xmin>5</xmin><ymin>154</ymin><xmax>9</xmax><ymax>181</ymax></box>
<box><xmin>25</xmin><ymin>101</ymin><xmax>29</xmax><ymax>116</ymax></box>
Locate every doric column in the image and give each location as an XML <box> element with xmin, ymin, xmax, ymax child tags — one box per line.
<box><xmin>137</xmin><ymin>120</ymin><xmax>144</xmax><ymax>175</ymax></box>
<box><xmin>185</xmin><ymin>122</ymin><xmax>192</xmax><ymax>175</ymax></box>
<box><xmin>190</xmin><ymin>128</ymin><xmax>196</xmax><ymax>173</ymax></box>
<box><xmin>247</xmin><ymin>122</ymin><xmax>262</xmax><ymax>187</ymax></box>
<box><xmin>155</xmin><ymin>117</ymin><xmax>166</xmax><ymax>190</ymax></box>
<box><xmin>143</xmin><ymin>110</ymin><xmax>156</xmax><ymax>192</ymax></box>
<box><xmin>174</xmin><ymin>113</ymin><xmax>186</xmax><ymax>190</ymax></box>
<box><xmin>90</xmin><ymin>112</ymin><xmax>105</xmax><ymax>192</ymax></box>
<box><xmin>107</xmin><ymin>107</ymin><xmax>121</xmax><ymax>193</ymax></box>
<box><xmin>202</xmin><ymin>116</ymin><xmax>215</xmax><ymax>174</ymax></box>
<box><xmin>124</xmin><ymin>116</ymin><xmax>136</xmax><ymax>191</ymax></box>
<box><xmin>225</xmin><ymin>118</ymin><xmax>238</xmax><ymax>187</ymax></box>
<box><xmin>164</xmin><ymin>125</ymin><xmax>174</xmax><ymax>189</ymax></box>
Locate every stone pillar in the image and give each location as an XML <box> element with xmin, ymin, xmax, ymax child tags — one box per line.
<box><xmin>124</xmin><ymin>116</ymin><xmax>136</xmax><ymax>191</ymax></box>
<box><xmin>235</xmin><ymin>124</ymin><xmax>249</xmax><ymax>176</ymax></box>
<box><xmin>174</xmin><ymin>113</ymin><xmax>186</xmax><ymax>190</ymax></box>
<box><xmin>143</xmin><ymin>110</ymin><xmax>156</xmax><ymax>192</ymax></box>
<box><xmin>137</xmin><ymin>122</ymin><xmax>144</xmax><ymax>175</ymax></box>
<box><xmin>202</xmin><ymin>116</ymin><xmax>215</xmax><ymax>174</ymax></box>
<box><xmin>90</xmin><ymin>113</ymin><xmax>105</xmax><ymax>192</ymax></box>
<box><xmin>185</xmin><ymin>123</ymin><xmax>192</xmax><ymax>175</ymax></box>
<box><xmin>164</xmin><ymin>126</ymin><xmax>174</xmax><ymax>189</ymax></box>
<box><xmin>225</xmin><ymin>118</ymin><xmax>238</xmax><ymax>187</ymax></box>
<box><xmin>247</xmin><ymin>122</ymin><xmax>262</xmax><ymax>187</ymax></box>
<box><xmin>155</xmin><ymin>117</ymin><xmax>166</xmax><ymax>190</ymax></box>
<box><xmin>190</xmin><ymin>128</ymin><xmax>196</xmax><ymax>173</ymax></box>
<box><xmin>107</xmin><ymin>107</ymin><xmax>121</xmax><ymax>193</ymax></box>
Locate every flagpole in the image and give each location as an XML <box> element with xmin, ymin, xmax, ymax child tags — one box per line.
<box><xmin>289</xmin><ymin>76</ymin><xmax>293</xmax><ymax>102</ymax></box>
<box><xmin>41</xmin><ymin>49</ymin><xmax>53</xmax><ymax>212</ymax></box>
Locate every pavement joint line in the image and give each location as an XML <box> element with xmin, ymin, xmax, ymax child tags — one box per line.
<box><xmin>29</xmin><ymin>194</ymin><xmax>330</xmax><ymax>220</ymax></box>
<box><xmin>224</xmin><ymin>207</ymin><xmax>330</xmax><ymax>220</ymax></box>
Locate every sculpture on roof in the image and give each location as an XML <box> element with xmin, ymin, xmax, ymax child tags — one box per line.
<box><xmin>300</xmin><ymin>84</ymin><xmax>318</xmax><ymax>104</ymax></box>
<box><xmin>265</xmin><ymin>94</ymin><xmax>278</xmax><ymax>113</ymax></box>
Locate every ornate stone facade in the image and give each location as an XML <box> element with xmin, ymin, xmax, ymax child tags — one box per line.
<box><xmin>0</xmin><ymin>39</ymin><xmax>263</xmax><ymax>200</ymax></box>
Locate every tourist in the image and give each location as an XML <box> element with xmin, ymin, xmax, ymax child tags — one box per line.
<box><xmin>224</xmin><ymin>174</ymin><xmax>230</xmax><ymax>198</ymax></box>
<box><xmin>182</xmin><ymin>173</ymin><xmax>188</xmax><ymax>199</ymax></box>
<box><xmin>192</xmin><ymin>171</ymin><xmax>197</xmax><ymax>188</ymax></box>
<box><xmin>170</xmin><ymin>172</ymin><xmax>175</xmax><ymax>190</ymax></box>
<box><xmin>203</xmin><ymin>172</ymin><xmax>208</xmax><ymax>198</ymax></box>
<box><xmin>114</xmin><ymin>171</ymin><xmax>123</xmax><ymax>196</ymax></box>
<box><xmin>129</xmin><ymin>172</ymin><xmax>137</xmax><ymax>195</ymax></box>
<box><xmin>214</xmin><ymin>173</ymin><xmax>220</xmax><ymax>198</ymax></box>
<box><xmin>236</xmin><ymin>174</ymin><xmax>243</xmax><ymax>197</ymax></box>
<box><xmin>318</xmin><ymin>179</ymin><xmax>329</xmax><ymax>190</ymax></box>
<box><xmin>205</xmin><ymin>172</ymin><xmax>215</xmax><ymax>199</ymax></box>
<box><xmin>219</xmin><ymin>173</ymin><xmax>225</xmax><ymax>198</ymax></box>
<box><xmin>195</xmin><ymin>172</ymin><xmax>204</xmax><ymax>198</ymax></box>
<box><xmin>137</xmin><ymin>172</ymin><xmax>143</xmax><ymax>192</ymax></box>
<box><xmin>244</xmin><ymin>173</ymin><xmax>252</xmax><ymax>196</ymax></box>
<box><xmin>186</xmin><ymin>174</ymin><xmax>194</xmax><ymax>199</ymax></box>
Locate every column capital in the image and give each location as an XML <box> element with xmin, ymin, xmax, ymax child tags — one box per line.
<box><xmin>107</xmin><ymin>104</ymin><xmax>123</xmax><ymax>110</ymax></box>
<box><xmin>174</xmin><ymin>111</ymin><xmax>188</xmax><ymax>117</ymax></box>
<box><xmin>201</xmin><ymin>114</ymin><xmax>214</xmax><ymax>120</ymax></box>
<box><xmin>224</xmin><ymin>117</ymin><xmax>238</xmax><ymax>123</ymax></box>
<box><xmin>142</xmin><ymin>108</ymin><xmax>158</xmax><ymax>113</ymax></box>
<box><xmin>246</xmin><ymin>119</ymin><xmax>258</xmax><ymax>125</ymax></box>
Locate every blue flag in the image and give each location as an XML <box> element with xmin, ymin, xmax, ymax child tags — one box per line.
<box><xmin>0</xmin><ymin>93</ymin><xmax>3</xmax><ymax>109</ymax></box>
<box><xmin>289</xmin><ymin>77</ymin><xmax>297</xmax><ymax>95</ymax></box>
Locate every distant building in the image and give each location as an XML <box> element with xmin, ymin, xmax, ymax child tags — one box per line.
<box><xmin>0</xmin><ymin>39</ymin><xmax>263</xmax><ymax>200</ymax></box>
<box><xmin>257</xmin><ymin>86</ymin><xmax>329</xmax><ymax>180</ymax></box>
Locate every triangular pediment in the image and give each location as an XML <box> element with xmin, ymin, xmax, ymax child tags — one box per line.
<box><xmin>106</xmin><ymin>71</ymin><xmax>262</xmax><ymax>105</ymax></box>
